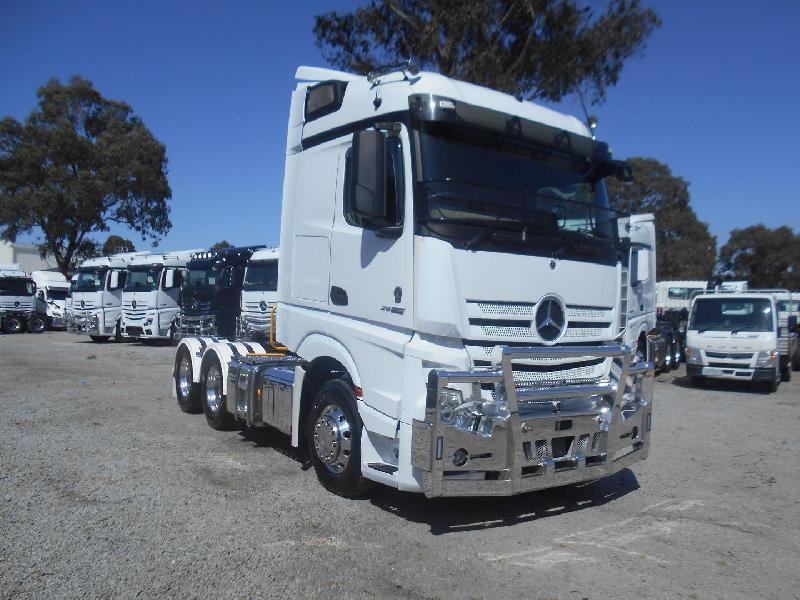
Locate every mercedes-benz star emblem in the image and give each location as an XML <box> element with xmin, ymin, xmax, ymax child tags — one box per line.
<box><xmin>535</xmin><ymin>295</ymin><xmax>566</xmax><ymax>343</ymax></box>
<box><xmin>14</xmin><ymin>301</ymin><xmax>20</xmax><ymax>307</ymax></box>
<box><xmin>259</xmin><ymin>300</ymin><xmax>268</xmax><ymax>312</ymax></box>
<box><xmin>131</xmin><ymin>300</ymin><xmax>137</xmax><ymax>309</ymax></box>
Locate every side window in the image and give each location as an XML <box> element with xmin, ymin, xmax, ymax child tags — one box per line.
<box><xmin>344</xmin><ymin>134</ymin><xmax>404</xmax><ymax>229</ymax></box>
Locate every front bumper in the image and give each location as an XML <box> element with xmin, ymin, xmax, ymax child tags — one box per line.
<box><xmin>176</xmin><ymin>314</ymin><xmax>217</xmax><ymax>338</ymax></box>
<box><xmin>411</xmin><ymin>344</ymin><xmax>653</xmax><ymax>497</ymax></box>
<box><xmin>686</xmin><ymin>364</ymin><xmax>775</xmax><ymax>381</ymax></box>
<box><xmin>67</xmin><ymin>311</ymin><xmax>98</xmax><ymax>334</ymax></box>
<box><xmin>236</xmin><ymin>314</ymin><xmax>272</xmax><ymax>341</ymax></box>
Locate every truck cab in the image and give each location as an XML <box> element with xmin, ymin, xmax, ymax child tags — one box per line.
<box><xmin>0</xmin><ymin>264</ymin><xmax>36</xmax><ymax>334</ymax></box>
<box><xmin>771</xmin><ymin>290</ymin><xmax>799</xmax><ymax>380</ymax></box>
<box><xmin>686</xmin><ymin>292</ymin><xmax>785</xmax><ymax>391</ymax></box>
<box><xmin>122</xmin><ymin>250</ymin><xmax>201</xmax><ymax>342</ymax></box>
<box><xmin>237</xmin><ymin>247</ymin><xmax>279</xmax><ymax>342</ymax></box>
<box><xmin>174</xmin><ymin>65</ymin><xmax>653</xmax><ymax>498</ymax></box>
<box><xmin>31</xmin><ymin>270</ymin><xmax>70</xmax><ymax>330</ymax></box>
<box><xmin>70</xmin><ymin>252</ymin><xmax>148</xmax><ymax>342</ymax></box>
<box><xmin>177</xmin><ymin>246</ymin><xmax>264</xmax><ymax>340</ymax></box>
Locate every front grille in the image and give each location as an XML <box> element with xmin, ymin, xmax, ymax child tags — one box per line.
<box><xmin>705</xmin><ymin>352</ymin><xmax>753</xmax><ymax>360</ymax></box>
<box><xmin>465</xmin><ymin>300</ymin><xmax>614</xmax><ymax>343</ymax></box>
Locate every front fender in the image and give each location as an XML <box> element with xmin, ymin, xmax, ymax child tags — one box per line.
<box><xmin>295</xmin><ymin>333</ymin><xmax>362</xmax><ymax>388</ymax></box>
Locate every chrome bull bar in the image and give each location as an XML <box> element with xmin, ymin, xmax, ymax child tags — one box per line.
<box><xmin>67</xmin><ymin>310</ymin><xmax>97</xmax><ymax>334</ymax></box>
<box><xmin>176</xmin><ymin>314</ymin><xmax>217</xmax><ymax>339</ymax></box>
<box><xmin>411</xmin><ymin>344</ymin><xmax>654</xmax><ymax>497</ymax></box>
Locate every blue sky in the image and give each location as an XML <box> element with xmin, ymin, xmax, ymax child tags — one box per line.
<box><xmin>1</xmin><ymin>0</ymin><xmax>798</xmax><ymax>252</ymax></box>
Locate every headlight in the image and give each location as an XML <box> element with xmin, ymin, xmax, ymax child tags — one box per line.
<box><xmin>755</xmin><ymin>350</ymin><xmax>777</xmax><ymax>368</ymax></box>
<box><xmin>686</xmin><ymin>346</ymin><xmax>703</xmax><ymax>365</ymax></box>
<box><xmin>439</xmin><ymin>384</ymin><xmax>509</xmax><ymax>435</ymax></box>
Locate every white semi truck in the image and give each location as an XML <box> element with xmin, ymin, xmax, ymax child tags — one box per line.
<box><xmin>237</xmin><ymin>247</ymin><xmax>280</xmax><ymax>341</ymax></box>
<box><xmin>685</xmin><ymin>290</ymin><xmax>796</xmax><ymax>392</ymax></box>
<box><xmin>173</xmin><ymin>64</ymin><xmax>654</xmax><ymax>498</ymax></box>
<box><xmin>70</xmin><ymin>252</ymin><xmax>148</xmax><ymax>342</ymax></box>
<box><xmin>0</xmin><ymin>264</ymin><xmax>40</xmax><ymax>334</ymax></box>
<box><xmin>121</xmin><ymin>250</ymin><xmax>201</xmax><ymax>342</ymax></box>
<box><xmin>31</xmin><ymin>270</ymin><xmax>70</xmax><ymax>330</ymax></box>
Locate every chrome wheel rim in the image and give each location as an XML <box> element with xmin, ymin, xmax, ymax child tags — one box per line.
<box><xmin>31</xmin><ymin>319</ymin><xmax>44</xmax><ymax>332</ymax></box>
<box><xmin>178</xmin><ymin>355</ymin><xmax>192</xmax><ymax>400</ymax></box>
<box><xmin>205</xmin><ymin>364</ymin><xmax>222</xmax><ymax>414</ymax></box>
<box><xmin>313</xmin><ymin>404</ymin><xmax>352</xmax><ymax>474</ymax></box>
<box><xmin>7</xmin><ymin>318</ymin><xmax>22</xmax><ymax>333</ymax></box>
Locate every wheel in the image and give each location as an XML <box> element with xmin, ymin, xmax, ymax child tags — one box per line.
<box><xmin>762</xmin><ymin>378</ymin><xmax>779</xmax><ymax>393</ymax></box>
<box><xmin>90</xmin><ymin>335</ymin><xmax>111</xmax><ymax>343</ymax></box>
<box><xmin>662</xmin><ymin>339</ymin><xmax>672</xmax><ymax>371</ymax></box>
<box><xmin>28</xmin><ymin>315</ymin><xmax>46</xmax><ymax>333</ymax></box>
<box><xmin>201</xmin><ymin>354</ymin><xmax>232</xmax><ymax>429</ymax></box>
<box><xmin>175</xmin><ymin>346</ymin><xmax>201</xmax><ymax>413</ymax></box>
<box><xmin>793</xmin><ymin>350</ymin><xmax>800</xmax><ymax>372</ymax></box>
<box><xmin>306</xmin><ymin>379</ymin><xmax>372</xmax><ymax>498</ymax></box>
<box><xmin>690</xmin><ymin>376</ymin><xmax>705</xmax><ymax>387</ymax></box>
<box><xmin>169</xmin><ymin>323</ymin><xmax>178</xmax><ymax>346</ymax></box>
<box><xmin>780</xmin><ymin>362</ymin><xmax>791</xmax><ymax>382</ymax></box>
<box><xmin>114</xmin><ymin>321</ymin><xmax>123</xmax><ymax>343</ymax></box>
<box><xmin>635</xmin><ymin>336</ymin><xmax>647</xmax><ymax>363</ymax></box>
<box><xmin>2</xmin><ymin>315</ymin><xmax>24</xmax><ymax>334</ymax></box>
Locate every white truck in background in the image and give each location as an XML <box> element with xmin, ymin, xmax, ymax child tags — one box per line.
<box><xmin>31</xmin><ymin>270</ymin><xmax>70</xmax><ymax>330</ymax></box>
<box><xmin>685</xmin><ymin>290</ymin><xmax>796</xmax><ymax>392</ymax></box>
<box><xmin>1</xmin><ymin>264</ymin><xmax>41</xmax><ymax>334</ymax></box>
<box><xmin>172</xmin><ymin>64</ymin><xmax>653</xmax><ymax>498</ymax></box>
<box><xmin>121</xmin><ymin>250</ymin><xmax>201</xmax><ymax>342</ymax></box>
<box><xmin>237</xmin><ymin>247</ymin><xmax>280</xmax><ymax>341</ymax></box>
<box><xmin>619</xmin><ymin>214</ymin><xmax>677</xmax><ymax>372</ymax></box>
<box><xmin>70</xmin><ymin>252</ymin><xmax>148</xmax><ymax>342</ymax></box>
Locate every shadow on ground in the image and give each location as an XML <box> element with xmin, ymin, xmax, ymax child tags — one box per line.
<box><xmin>671</xmin><ymin>374</ymin><xmax>767</xmax><ymax>395</ymax></box>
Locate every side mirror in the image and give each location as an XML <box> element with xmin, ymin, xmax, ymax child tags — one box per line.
<box><xmin>38</xmin><ymin>290</ymin><xmax>45</xmax><ymax>300</ymax></box>
<box><xmin>165</xmin><ymin>269</ymin><xmax>175</xmax><ymax>289</ymax></box>
<box><xmin>633</xmin><ymin>249</ymin><xmax>650</xmax><ymax>283</ymax></box>
<box><xmin>613</xmin><ymin>160</ymin><xmax>634</xmax><ymax>182</ymax></box>
<box><xmin>350</xmin><ymin>129</ymin><xmax>387</xmax><ymax>223</ymax></box>
<box><xmin>109</xmin><ymin>271</ymin><xmax>120</xmax><ymax>289</ymax></box>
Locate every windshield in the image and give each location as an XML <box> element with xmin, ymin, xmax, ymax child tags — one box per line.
<box><xmin>47</xmin><ymin>289</ymin><xmax>68</xmax><ymax>301</ymax></box>
<box><xmin>0</xmin><ymin>278</ymin><xmax>34</xmax><ymax>296</ymax></box>
<box><xmin>243</xmin><ymin>261</ymin><xmax>278</xmax><ymax>292</ymax></box>
<box><xmin>185</xmin><ymin>265</ymin><xmax>221</xmax><ymax>287</ymax></box>
<box><xmin>125</xmin><ymin>267</ymin><xmax>162</xmax><ymax>292</ymax></box>
<box><xmin>690</xmin><ymin>298</ymin><xmax>774</xmax><ymax>332</ymax></box>
<box><xmin>75</xmin><ymin>269</ymin><xmax>107</xmax><ymax>292</ymax></box>
<box><xmin>416</xmin><ymin>122</ymin><xmax>618</xmax><ymax>263</ymax></box>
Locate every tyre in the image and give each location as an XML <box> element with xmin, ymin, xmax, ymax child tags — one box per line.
<box><xmin>201</xmin><ymin>353</ymin><xmax>232</xmax><ymax>430</ymax></box>
<box><xmin>780</xmin><ymin>362</ymin><xmax>791</xmax><ymax>382</ymax></box>
<box><xmin>28</xmin><ymin>315</ymin><xmax>46</xmax><ymax>333</ymax></box>
<box><xmin>3</xmin><ymin>315</ymin><xmax>24</xmax><ymax>334</ymax></box>
<box><xmin>175</xmin><ymin>346</ymin><xmax>201</xmax><ymax>413</ymax></box>
<box><xmin>90</xmin><ymin>335</ymin><xmax>111</xmax><ymax>343</ymax></box>
<box><xmin>306</xmin><ymin>379</ymin><xmax>373</xmax><ymax>498</ymax></box>
<box><xmin>793</xmin><ymin>349</ymin><xmax>800</xmax><ymax>372</ymax></box>
<box><xmin>671</xmin><ymin>338</ymin><xmax>681</xmax><ymax>370</ymax></box>
<box><xmin>169</xmin><ymin>324</ymin><xmax>178</xmax><ymax>346</ymax></box>
<box><xmin>762</xmin><ymin>378</ymin><xmax>779</xmax><ymax>394</ymax></box>
<box><xmin>114</xmin><ymin>321</ymin><xmax>123</xmax><ymax>343</ymax></box>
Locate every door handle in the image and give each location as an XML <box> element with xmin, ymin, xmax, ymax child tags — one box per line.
<box><xmin>330</xmin><ymin>286</ymin><xmax>348</xmax><ymax>306</ymax></box>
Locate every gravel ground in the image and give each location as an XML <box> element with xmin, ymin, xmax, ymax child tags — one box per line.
<box><xmin>1</xmin><ymin>332</ymin><xmax>799</xmax><ymax>599</ymax></box>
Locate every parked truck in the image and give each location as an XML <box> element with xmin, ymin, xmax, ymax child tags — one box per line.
<box><xmin>0</xmin><ymin>264</ymin><xmax>39</xmax><ymax>334</ymax></box>
<box><xmin>176</xmin><ymin>246</ymin><xmax>265</xmax><ymax>340</ymax></box>
<box><xmin>173</xmin><ymin>64</ymin><xmax>653</xmax><ymax>498</ymax></box>
<box><xmin>69</xmin><ymin>252</ymin><xmax>147</xmax><ymax>342</ymax></box>
<box><xmin>121</xmin><ymin>250</ymin><xmax>201</xmax><ymax>342</ymax></box>
<box><xmin>31</xmin><ymin>270</ymin><xmax>70</xmax><ymax>331</ymax></box>
<box><xmin>237</xmin><ymin>247</ymin><xmax>280</xmax><ymax>342</ymax></box>
<box><xmin>685</xmin><ymin>289</ymin><xmax>796</xmax><ymax>392</ymax></box>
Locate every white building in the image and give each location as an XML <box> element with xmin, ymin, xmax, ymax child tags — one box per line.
<box><xmin>0</xmin><ymin>241</ymin><xmax>59</xmax><ymax>273</ymax></box>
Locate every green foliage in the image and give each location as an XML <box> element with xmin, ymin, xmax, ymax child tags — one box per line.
<box><xmin>210</xmin><ymin>240</ymin><xmax>232</xmax><ymax>252</ymax></box>
<box><xmin>102</xmin><ymin>234</ymin><xmax>136</xmax><ymax>255</ymax></box>
<box><xmin>719</xmin><ymin>225</ymin><xmax>800</xmax><ymax>289</ymax></box>
<box><xmin>314</xmin><ymin>0</ymin><xmax>660</xmax><ymax>104</ymax></box>
<box><xmin>606</xmin><ymin>157</ymin><xmax>717</xmax><ymax>279</ymax></box>
<box><xmin>0</xmin><ymin>76</ymin><xmax>171</xmax><ymax>276</ymax></box>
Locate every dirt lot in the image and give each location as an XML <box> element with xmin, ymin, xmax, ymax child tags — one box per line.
<box><xmin>1</xmin><ymin>332</ymin><xmax>799</xmax><ymax>599</ymax></box>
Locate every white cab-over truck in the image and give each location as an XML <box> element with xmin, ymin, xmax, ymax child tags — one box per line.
<box><xmin>121</xmin><ymin>250</ymin><xmax>201</xmax><ymax>342</ymax></box>
<box><xmin>237</xmin><ymin>247</ymin><xmax>280</xmax><ymax>341</ymax></box>
<box><xmin>0</xmin><ymin>264</ymin><xmax>39</xmax><ymax>334</ymax></box>
<box><xmin>31</xmin><ymin>270</ymin><xmax>69</xmax><ymax>330</ymax></box>
<box><xmin>70</xmin><ymin>252</ymin><xmax>148</xmax><ymax>342</ymax></box>
<box><xmin>173</xmin><ymin>64</ymin><xmax>654</xmax><ymax>498</ymax></box>
<box><xmin>685</xmin><ymin>290</ymin><xmax>797</xmax><ymax>392</ymax></box>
